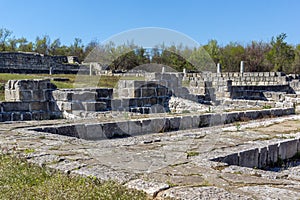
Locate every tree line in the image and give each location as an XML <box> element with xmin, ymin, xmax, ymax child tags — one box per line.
<box><xmin>1</xmin><ymin>28</ymin><xmax>300</xmax><ymax>73</ymax></box>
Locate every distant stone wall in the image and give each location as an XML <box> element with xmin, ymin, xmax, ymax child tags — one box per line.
<box><xmin>0</xmin><ymin>52</ymin><xmax>85</xmax><ymax>74</ymax></box>
<box><xmin>184</xmin><ymin>72</ymin><xmax>288</xmax><ymax>86</ymax></box>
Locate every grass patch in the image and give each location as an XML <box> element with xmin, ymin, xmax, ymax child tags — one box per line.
<box><xmin>186</xmin><ymin>151</ymin><xmax>199</xmax><ymax>158</ymax></box>
<box><xmin>0</xmin><ymin>154</ymin><xmax>146</xmax><ymax>200</ymax></box>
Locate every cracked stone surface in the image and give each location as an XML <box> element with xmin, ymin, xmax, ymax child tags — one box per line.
<box><xmin>1</xmin><ymin>115</ymin><xmax>300</xmax><ymax>199</ymax></box>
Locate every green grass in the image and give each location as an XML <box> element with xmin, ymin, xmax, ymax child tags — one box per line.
<box><xmin>0</xmin><ymin>154</ymin><xmax>147</xmax><ymax>200</ymax></box>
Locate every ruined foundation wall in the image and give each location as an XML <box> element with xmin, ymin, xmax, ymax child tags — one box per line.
<box><xmin>0</xmin><ymin>52</ymin><xmax>84</xmax><ymax>74</ymax></box>
<box><xmin>34</xmin><ymin>107</ymin><xmax>295</xmax><ymax>140</ymax></box>
<box><xmin>0</xmin><ymin>79</ymin><xmax>61</xmax><ymax>121</ymax></box>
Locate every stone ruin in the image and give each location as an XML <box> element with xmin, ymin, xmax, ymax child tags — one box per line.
<box><xmin>2</xmin><ymin>71</ymin><xmax>300</xmax><ymax>199</ymax></box>
<box><xmin>0</xmin><ymin>52</ymin><xmax>87</xmax><ymax>74</ymax></box>
<box><xmin>2</xmin><ymin>71</ymin><xmax>300</xmax><ymax>123</ymax></box>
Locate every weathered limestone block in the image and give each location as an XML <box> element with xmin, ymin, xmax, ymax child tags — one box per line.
<box><xmin>278</xmin><ymin>140</ymin><xmax>299</xmax><ymax>160</ymax></box>
<box><xmin>180</xmin><ymin>116</ymin><xmax>193</xmax><ymax>130</ymax></box>
<box><xmin>30</xmin><ymin>101</ymin><xmax>49</xmax><ymax>111</ymax></box>
<box><xmin>128</xmin><ymin>120</ymin><xmax>142</xmax><ymax>136</ymax></box>
<box><xmin>267</xmin><ymin>144</ymin><xmax>279</xmax><ymax>165</ymax></box>
<box><xmin>85</xmin><ymin>124</ymin><xmax>105</xmax><ymax>140</ymax></box>
<box><xmin>166</xmin><ymin>117</ymin><xmax>181</xmax><ymax>131</ymax></box>
<box><xmin>239</xmin><ymin>148</ymin><xmax>259</xmax><ymax>168</ymax></box>
<box><xmin>102</xmin><ymin>122</ymin><xmax>129</xmax><ymax>138</ymax></box>
<box><xmin>1</xmin><ymin>102</ymin><xmax>30</xmax><ymax>112</ymax></box>
<box><xmin>258</xmin><ymin>147</ymin><xmax>268</xmax><ymax>169</ymax></box>
<box><xmin>71</xmin><ymin>91</ymin><xmax>97</xmax><ymax>102</ymax></box>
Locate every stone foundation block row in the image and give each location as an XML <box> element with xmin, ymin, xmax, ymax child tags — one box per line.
<box><xmin>35</xmin><ymin>107</ymin><xmax>295</xmax><ymax>141</ymax></box>
<box><xmin>212</xmin><ymin>138</ymin><xmax>300</xmax><ymax>169</ymax></box>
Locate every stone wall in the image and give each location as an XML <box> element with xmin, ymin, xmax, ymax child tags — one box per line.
<box><xmin>0</xmin><ymin>79</ymin><xmax>61</xmax><ymax>121</ymax></box>
<box><xmin>184</xmin><ymin>72</ymin><xmax>287</xmax><ymax>86</ymax></box>
<box><xmin>212</xmin><ymin>138</ymin><xmax>300</xmax><ymax>169</ymax></box>
<box><xmin>0</xmin><ymin>52</ymin><xmax>86</xmax><ymax>74</ymax></box>
<box><xmin>52</xmin><ymin>88</ymin><xmax>113</xmax><ymax>113</ymax></box>
<box><xmin>33</xmin><ymin>107</ymin><xmax>295</xmax><ymax>140</ymax></box>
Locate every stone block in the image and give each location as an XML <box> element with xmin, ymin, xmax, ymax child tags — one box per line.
<box><xmin>102</xmin><ymin>122</ymin><xmax>129</xmax><ymax>139</ymax></box>
<box><xmin>222</xmin><ymin>153</ymin><xmax>239</xmax><ymax>165</ymax></box>
<box><xmin>17</xmin><ymin>90</ymin><xmax>33</xmax><ymax>101</ymax></box>
<box><xmin>71</xmin><ymin>92</ymin><xmax>97</xmax><ymax>102</ymax></box>
<box><xmin>199</xmin><ymin>114</ymin><xmax>211</xmax><ymax>127</ymax></box>
<box><xmin>56</xmin><ymin>125</ymin><xmax>78</xmax><ymax>138</ymax></box>
<box><xmin>2</xmin><ymin>112</ymin><xmax>11</xmax><ymax>121</ymax></box>
<box><xmin>192</xmin><ymin>115</ymin><xmax>200</xmax><ymax>128</ymax></box>
<box><xmin>180</xmin><ymin>116</ymin><xmax>193</xmax><ymax>130</ymax></box>
<box><xmin>32</xmin><ymin>112</ymin><xmax>41</xmax><ymax>120</ymax></box>
<box><xmin>128</xmin><ymin>120</ymin><xmax>142</xmax><ymax>136</ymax></box>
<box><xmin>85</xmin><ymin>123</ymin><xmax>105</xmax><ymax>140</ymax></box>
<box><xmin>141</xmin><ymin>88</ymin><xmax>156</xmax><ymax>97</ymax></box>
<box><xmin>2</xmin><ymin>102</ymin><xmax>30</xmax><ymax>112</ymax></box>
<box><xmin>267</xmin><ymin>143</ymin><xmax>278</xmax><ymax>165</ymax></box>
<box><xmin>83</xmin><ymin>102</ymin><xmax>107</xmax><ymax>111</ymax></box>
<box><xmin>30</xmin><ymin>102</ymin><xmax>49</xmax><ymax>111</ymax></box>
<box><xmin>258</xmin><ymin>147</ymin><xmax>268</xmax><ymax>169</ymax></box>
<box><xmin>32</xmin><ymin>90</ymin><xmax>46</xmax><ymax>101</ymax></box>
<box><xmin>111</xmin><ymin>99</ymin><xmax>122</xmax><ymax>110</ymax></box>
<box><xmin>52</xmin><ymin>90</ymin><xmax>72</xmax><ymax>101</ymax></box>
<box><xmin>166</xmin><ymin>117</ymin><xmax>181</xmax><ymax>131</ymax></box>
<box><xmin>12</xmin><ymin>112</ymin><xmax>21</xmax><ymax>121</ymax></box>
<box><xmin>22</xmin><ymin>112</ymin><xmax>32</xmax><ymax>121</ymax></box>
<box><xmin>141</xmin><ymin>118</ymin><xmax>165</xmax><ymax>134</ymax></box>
<box><xmin>278</xmin><ymin>139</ymin><xmax>299</xmax><ymax>160</ymax></box>
<box><xmin>239</xmin><ymin>148</ymin><xmax>259</xmax><ymax>168</ymax></box>
<box><xmin>96</xmin><ymin>88</ymin><xmax>113</xmax><ymax>99</ymax></box>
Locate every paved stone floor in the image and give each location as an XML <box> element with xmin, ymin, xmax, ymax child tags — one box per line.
<box><xmin>1</xmin><ymin>115</ymin><xmax>300</xmax><ymax>199</ymax></box>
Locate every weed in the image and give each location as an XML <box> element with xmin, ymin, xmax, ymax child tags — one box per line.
<box><xmin>186</xmin><ymin>151</ymin><xmax>199</xmax><ymax>158</ymax></box>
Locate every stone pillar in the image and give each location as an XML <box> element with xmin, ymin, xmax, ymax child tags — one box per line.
<box><xmin>240</xmin><ymin>61</ymin><xmax>244</xmax><ymax>73</ymax></box>
<box><xmin>89</xmin><ymin>63</ymin><xmax>93</xmax><ymax>76</ymax></box>
<box><xmin>217</xmin><ymin>63</ymin><xmax>221</xmax><ymax>73</ymax></box>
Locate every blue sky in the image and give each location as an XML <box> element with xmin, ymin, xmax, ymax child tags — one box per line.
<box><xmin>0</xmin><ymin>0</ymin><xmax>299</xmax><ymax>46</ymax></box>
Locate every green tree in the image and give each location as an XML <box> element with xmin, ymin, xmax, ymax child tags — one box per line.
<box><xmin>267</xmin><ymin>33</ymin><xmax>295</xmax><ymax>72</ymax></box>
<box><xmin>203</xmin><ymin>39</ymin><xmax>220</xmax><ymax>64</ymax></box>
<box><xmin>70</xmin><ymin>38</ymin><xmax>85</xmax><ymax>62</ymax></box>
<box><xmin>0</xmin><ymin>28</ymin><xmax>12</xmax><ymax>51</ymax></box>
<box><xmin>18</xmin><ymin>38</ymin><xmax>34</xmax><ymax>52</ymax></box>
<box><xmin>292</xmin><ymin>44</ymin><xmax>300</xmax><ymax>73</ymax></box>
<box><xmin>34</xmin><ymin>35</ymin><xmax>50</xmax><ymax>54</ymax></box>
<box><xmin>219</xmin><ymin>42</ymin><xmax>245</xmax><ymax>72</ymax></box>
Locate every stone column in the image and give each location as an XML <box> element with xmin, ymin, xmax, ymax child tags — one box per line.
<box><xmin>217</xmin><ymin>63</ymin><xmax>221</xmax><ymax>73</ymax></box>
<box><xmin>240</xmin><ymin>61</ymin><xmax>244</xmax><ymax>73</ymax></box>
<box><xmin>89</xmin><ymin>63</ymin><xmax>93</xmax><ymax>76</ymax></box>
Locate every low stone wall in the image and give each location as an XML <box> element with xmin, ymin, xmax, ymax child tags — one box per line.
<box><xmin>52</xmin><ymin>88</ymin><xmax>113</xmax><ymax>112</ymax></box>
<box><xmin>33</xmin><ymin>107</ymin><xmax>295</xmax><ymax>140</ymax></box>
<box><xmin>211</xmin><ymin>138</ymin><xmax>300</xmax><ymax>169</ymax></box>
